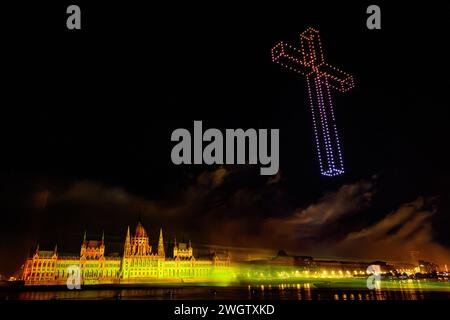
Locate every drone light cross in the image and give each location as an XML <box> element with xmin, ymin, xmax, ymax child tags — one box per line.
<box><xmin>272</xmin><ymin>27</ymin><xmax>355</xmax><ymax>177</ymax></box>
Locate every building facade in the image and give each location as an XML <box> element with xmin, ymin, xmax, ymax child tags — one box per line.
<box><xmin>22</xmin><ymin>222</ymin><xmax>230</xmax><ymax>285</ymax></box>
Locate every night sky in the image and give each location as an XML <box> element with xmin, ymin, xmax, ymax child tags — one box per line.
<box><xmin>1</xmin><ymin>1</ymin><xmax>449</xmax><ymax>276</ymax></box>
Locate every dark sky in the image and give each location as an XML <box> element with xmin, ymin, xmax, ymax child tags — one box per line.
<box><xmin>1</xmin><ymin>1</ymin><xmax>449</xmax><ymax>276</ymax></box>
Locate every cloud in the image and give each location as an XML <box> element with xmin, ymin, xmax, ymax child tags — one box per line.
<box><xmin>36</xmin><ymin>167</ymin><xmax>233</xmax><ymax>244</ymax></box>
<box><xmin>286</xmin><ymin>177</ymin><xmax>374</xmax><ymax>226</ymax></box>
<box><xmin>24</xmin><ymin>171</ymin><xmax>450</xmax><ymax>268</ymax></box>
<box><xmin>55</xmin><ymin>182</ymin><xmax>142</xmax><ymax>206</ymax></box>
<box><xmin>197</xmin><ymin>167</ymin><xmax>228</xmax><ymax>188</ymax></box>
<box><xmin>266</xmin><ymin>171</ymin><xmax>282</xmax><ymax>185</ymax></box>
<box><xmin>235</xmin><ymin>178</ymin><xmax>377</xmax><ymax>253</ymax></box>
<box><xmin>331</xmin><ymin>197</ymin><xmax>450</xmax><ymax>264</ymax></box>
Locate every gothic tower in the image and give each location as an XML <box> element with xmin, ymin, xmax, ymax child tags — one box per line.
<box><xmin>158</xmin><ymin>227</ymin><xmax>165</xmax><ymax>257</ymax></box>
<box><xmin>124</xmin><ymin>226</ymin><xmax>131</xmax><ymax>257</ymax></box>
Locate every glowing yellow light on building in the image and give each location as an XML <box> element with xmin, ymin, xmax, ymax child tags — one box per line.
<box><xmin>22</xmin><ymin>223</ymin><xmax>232</xmax><ymax>286</ymax></box>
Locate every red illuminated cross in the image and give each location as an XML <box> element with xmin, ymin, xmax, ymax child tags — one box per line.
<box><xmin>272</xmin><ymin>27</ymin><xmax>355</xmax><ymax>176</ymax></box>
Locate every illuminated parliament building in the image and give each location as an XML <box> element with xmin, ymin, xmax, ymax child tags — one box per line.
<box><xmin>21</xmin><ymin>221</ymin><xmax>230</xmax><ymax>285</ymax></box>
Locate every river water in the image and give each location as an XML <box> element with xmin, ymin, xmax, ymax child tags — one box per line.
<box><xmin>2</xmin><ymin>281</ymin><xmax>450</xmax><ymax>300</ymax></box>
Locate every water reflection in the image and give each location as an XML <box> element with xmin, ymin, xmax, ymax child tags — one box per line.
<box><xmin>1</xmin><ymin>280</ymin><xmax>449</xmax><ymax>300</ymax></box>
